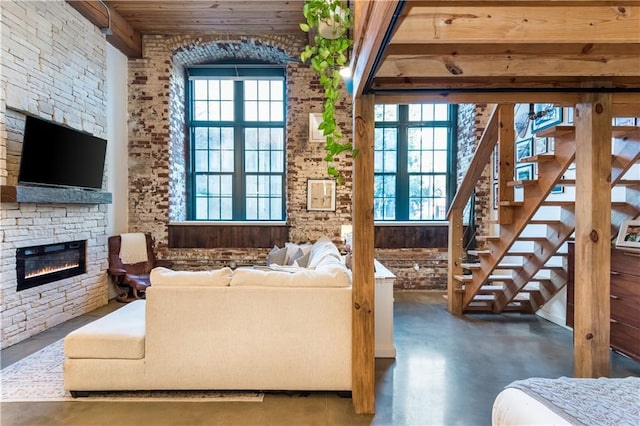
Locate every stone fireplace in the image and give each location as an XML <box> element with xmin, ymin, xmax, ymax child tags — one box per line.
<box><xmin>16</xmin><ymin>240</ymin><xmax>87</xmax><ymax>292</ymax></box>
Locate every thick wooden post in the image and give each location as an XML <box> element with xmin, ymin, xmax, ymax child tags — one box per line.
<box><xmin>352</xmin><ymin>94</ymin><xmax>375</xmax><ymax>414</ymax></box>
<box><xmin>497</xmin><ymin>104</ymin><xmax>515</xmax><ymax>225</ymax></box>
<box><xmin>573</xmin><ymin>94</ymin><xmax>612</xmax><ymax>378</ymax></box>
<box><xmin>447</xmin><ymin>210</ymin><xmax>463</xmax><ymax>314</ymax></box>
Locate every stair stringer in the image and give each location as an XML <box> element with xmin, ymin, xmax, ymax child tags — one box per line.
<box><xmin>460</xmin><ymin>126</ymin><xmax>577</xmax><ymax>310</ymax></box>
<box><xmin>495</xmin><ymin>126</ymin><xmax>640</xmax><ymax>311</ymax></box>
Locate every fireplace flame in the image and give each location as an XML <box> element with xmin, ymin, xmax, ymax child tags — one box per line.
<box><xmin>25</xmin><ymin>262</ymin><xmax>80</xmax><ymax>279</ymax></box>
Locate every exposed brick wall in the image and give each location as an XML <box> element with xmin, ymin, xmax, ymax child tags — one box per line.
<box><xmin>127</xmin><ymin>34</ymin><xmax>353</xmax><ymax>267</ymax></box>
<box><xmin>0</xmin><ymin>0</ymin><xmax>109</xmax><ymax>348</ymax></box>
<box><xmin>125</xmin><ymin>34</ymin><xmax>486</xmax><ymax>289</ymax></box>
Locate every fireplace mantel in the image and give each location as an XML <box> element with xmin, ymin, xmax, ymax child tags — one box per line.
<box><xmin>1</xmin><ymin>185</ymin><xmax>112</xmax><ymax>204</ymax></box>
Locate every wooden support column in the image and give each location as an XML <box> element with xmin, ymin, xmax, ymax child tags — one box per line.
<box><xmin>352</xmin><ymin>94</ymin><xmax>375</xmax><ymax>414</ymax></box>
<box><xmin>573</xmin><ymin>93</ymin><xmax>612</xmax><ymax>378</ymax></box>
<box><xmin>497</xmin><ymin>104</ymin><xmax>515</xmax><ymax>225</ymax></box>
<box><xmin>447</xmin><ymin>210</ymin><xmax>463</xmax><ymax>315</ymax></box>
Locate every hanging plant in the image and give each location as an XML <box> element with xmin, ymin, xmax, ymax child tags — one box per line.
<box><xmin>300</xmin><ymin>0</ymin><xmax>355</xmax><ymax>184</ymax></box>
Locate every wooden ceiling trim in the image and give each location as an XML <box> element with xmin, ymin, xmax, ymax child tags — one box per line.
<box><xmin>384</xmin><ymin>43</ymin><xmax>640</xmax><ymax>57</ymax></box>
<box><xmin>371</xmin><ymin>76</ymin><xmax>640</xmax><ymax>91</ymax></box>
<box><xmin>67</xmin><ymin>0</ymin><xmax>142</xmax><ymax>58</ymax></box>
<box><xmin>350</xmin><ymin>0</ymin><xmax>403</xmax><ymax>97</ymax></box>
<box><xmin>392</xmin><ymin>5</ymin><xmax>640</xmax><ymax>44</ymax></box>
<box><xmin>376</xmin><ymin>54</ymin><xmax>640</xmax><ymax>78</ymax></box>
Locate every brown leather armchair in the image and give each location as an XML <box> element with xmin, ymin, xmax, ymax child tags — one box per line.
<box><xmin>107</xmin><ymin>233</ymin><xmax>170</xmax><ymax>303</ymax></box>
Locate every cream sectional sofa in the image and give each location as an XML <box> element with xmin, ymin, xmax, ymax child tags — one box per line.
<box><xmin>63</xmin><ymin>239</ymin><xmax>352</xmax><ymax>395</ymax></box>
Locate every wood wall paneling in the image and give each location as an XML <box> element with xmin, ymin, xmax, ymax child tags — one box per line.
<box><xmin>168</xmin><ymin>225</ymin><xmax>289</xmax><ymax>248</ymax></box>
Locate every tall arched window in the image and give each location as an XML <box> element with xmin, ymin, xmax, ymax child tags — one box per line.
<box><xmin>186</xmin><ymin>64</ymin><xmax>286</xmax><ymax>221</ymax></box>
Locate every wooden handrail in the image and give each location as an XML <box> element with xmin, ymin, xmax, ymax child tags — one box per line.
<box><xmin>447</xmin><ymin>104</ymin><xmax>499</xmax><ymax>216</ymax></box>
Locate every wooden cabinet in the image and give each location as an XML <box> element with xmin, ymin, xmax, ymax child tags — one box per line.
<box><xmin>567</xmin><ymin>242</ymin><xmax>640</xmax><ymax>362</ymax></box>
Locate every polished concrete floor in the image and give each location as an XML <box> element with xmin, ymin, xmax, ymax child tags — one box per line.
<box><xmin>2</xmin><ymin>291</ymin><xmax>639</xmax><ymax>426</ymax></box>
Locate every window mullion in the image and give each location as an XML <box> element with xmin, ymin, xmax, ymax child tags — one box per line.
<box><xmin>397</xmin><ymin>105</ymin><xmax>409</xmax><ymax>221</ymax></box>
<box><xmin>233</xmin><ymin>80</ymin><xmax>244</xmax><ymax>221</ymax></box>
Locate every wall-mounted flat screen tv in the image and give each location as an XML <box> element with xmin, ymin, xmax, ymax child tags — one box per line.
<box><xmin>18</xmin><ymin>115</ymin><xmax>107</xmax><ymax>190</ymax></box>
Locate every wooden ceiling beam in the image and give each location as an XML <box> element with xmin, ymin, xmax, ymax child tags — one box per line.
<box><xmin>371</xmin><ymin>92</ymin><xmax>640</xmax><ymax>114</ymax></box>
<box><xmin>393</xmin><ymin>5</ymin><xmax>640</xmax><ymax>44</ymax></box>
<box><xmin>350</xmin><ymin>0</ymin><xmax>403</xmax><ymax>97</ymax></box>
<box><xmin>377</xmin><ymin>54</ymin><xmax>640</xmax><ymax>78</ymax></box>
<box><xmin>371</xmin><ymin>76</ymin><xmax>640</xmax><ymax>91</ymax></box>
<box><xmin>66</xmin><ymin>0</ymin><xmax>142</xmax><ymax>58</ymax></box>
<box><xmin>384</xmin><ymin>43</ymin><xmax>640</xmax><ymax>57</ymax></box>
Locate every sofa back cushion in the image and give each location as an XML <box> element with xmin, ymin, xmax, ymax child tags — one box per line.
<box><xmin>230</xmin><ymin>265</ymin><xmax>351</xmax><ymax>288</ymax></box>
<box><xmin>307</xmin><ymin>236</ymin><xmax>342</xmax><ymax>269</ymax></box>
<box><xmin>150</xmin><ymin>267</ymin><xmax>232</xmax><ymax>287</ymax></box>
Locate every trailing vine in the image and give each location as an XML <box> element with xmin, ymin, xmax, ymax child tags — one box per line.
<box><xmin>300</xmin><ymin>0</ymin><xmax>355</xmax><ymax>184</ymax></box>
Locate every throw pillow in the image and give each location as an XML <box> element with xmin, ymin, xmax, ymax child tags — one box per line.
<box><xmin>266</xmin><ymin>245</ymin><xmax>288</xmax><ymax>266</ymax></box>
<box><xmin>293</xmin><ymin>249</ymin><xmax>311</xmax><ymax>268</ymax></box>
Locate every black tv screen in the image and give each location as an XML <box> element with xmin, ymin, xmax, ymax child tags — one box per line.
<box><xmin>18</xmin><ymin>115</ymin><xmax>107</xmax><ymax>190</ymax></box>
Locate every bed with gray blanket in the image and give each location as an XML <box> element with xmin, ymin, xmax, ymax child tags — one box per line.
<box><xmin>492</xmin><ymin>376</ymin><xmax>639</xmax><ymax>426</ymax></box>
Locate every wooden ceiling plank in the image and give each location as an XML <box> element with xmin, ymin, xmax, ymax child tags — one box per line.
<box><xmin>67</xmin><ymin>0</ymin><xmax>142</xmax><ymax>58</ymax></box>
<box><xmin>377</xmin><ymin>54</ymin><xmax>640</xmax><ymax>78</ymax></box>
<box><xmin>393</xmin><ymin>5</ymin><xmax>640</xmax><ymax>44</ymax></box>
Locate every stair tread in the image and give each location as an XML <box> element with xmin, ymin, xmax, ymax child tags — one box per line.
<box><xmin>507</xmin><ymin>180</ymin><xmax>537</xmax><ymax>187</ymax></box>
<box><xmin>519</xmin><ymin>153</ymin><xmax>555</xmax><ymax>163</ymax></box>
<box><xmin>612</xmin><ymin>126</ymin><xmax>640</xmax><ymax>138</ymax></box>
<box><xmin>476</xmin><ymin>236</ymin><xmax>501</xmax><ymax>241</ymax></box>
<box><xmin>500</xmin><ymin>201</ymin><xmax>524</xmax><ymax>207</ymax></box>
<box><xmin>535</xmin><ymin>125</ymin><xmax>574</xmax><ymax>137</ymax></box>
<box><xmin>468</xmin><ymin>250</ymin><xmax>491</xmax><ymax>256</ymax></box>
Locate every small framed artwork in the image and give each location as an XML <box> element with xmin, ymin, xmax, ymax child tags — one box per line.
<box><xmin>307</xmin><ymin>179</ymin><xmax>336</xmax><ymax>211</ymax></box>
<box><xmin>515</xmin><ymin>164</ymin><xmax>534</xmax><ymax>181</ymax></box>
<box><xmin>493</xmin><ymin>182</ymin><xmax>498</xmax><ymax>210</ymax></box>
<box><xmin>531</xmin><ymin>104</ymin><xmax>563</xmax><ymax>133</ymax></box>
<box><xmin>534</xmin><ymin>137</ymin><xmax>548</xmax><ymax>155</ymax></box>
<box><xmin>493</xmin><ymin>145</ymin><xmax>499</xmax><ymax>179</ymax></box>
<box><xmin>515</xmin><ymin>138</ymin><xmax>533</xmax><ymax>163</ymax></box>
<box><xmin>309</xmin><ymin>113</ymin><xmax>325</xmax><ymax>142</ymax></box>
<box><xmin>615</xmin><ymin>220</ymin><xmax>640</xmax><ymax>250</ymax></box>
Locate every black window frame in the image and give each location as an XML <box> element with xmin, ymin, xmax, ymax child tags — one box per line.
<box><xmin>185</xmin><ymin>64</ymin><xmax>286</xmax><ymax>221</ymax></box>
<box><xmin>374</xmin><ymin>103</ymin><xmax>458</xmax><ymax>222</ymax></box>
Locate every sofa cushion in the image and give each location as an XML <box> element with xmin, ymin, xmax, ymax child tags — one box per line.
<box><xmin>267</xmin><ymin>245</ymin><xmax>288</xmax><ymax>266</ymax></box>
<box><xmin>307</xmin><ymin>236</ymin><xmax>342</xmax><ymax>269</ymax></box>
<box><xmin>230</xmin><ymin>266</ymin><xmax>351</xmax><ymax>287</ymax></box>
<box><xmin>64</xmin><ymin>300</ymin><xmax>146</xmax><ymax>360</ymax></box>
<box><xmin>289</xmin><ymin>248</ymin><xmax>312</xmax><ymax>268</ymax></box>
<box><xmin>150</xmin><ymin>267</ymin><xmax>232</xmax><ymax>287</ymax></box>
<box><xmin>285</xmin><ymin>242</ymin><xmax>312</xmax><ymax>265</ymax></box>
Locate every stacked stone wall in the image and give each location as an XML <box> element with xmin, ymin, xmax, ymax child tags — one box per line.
<box><xmin>0</xmin><ymin>0</ymin><xmax>109</xmax><ymax>348</ymax></box>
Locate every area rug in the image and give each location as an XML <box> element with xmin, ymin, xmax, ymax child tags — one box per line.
<box><xmin>1</xmin><ymin>340</ymin><xmax>264</xmax><ymax>402</ymax></box>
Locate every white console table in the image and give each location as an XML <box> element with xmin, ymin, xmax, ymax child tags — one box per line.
<box><xmin>374</xmin><ymin>259</ymin><xmax>396</xmax><ymax>358</ymax></box>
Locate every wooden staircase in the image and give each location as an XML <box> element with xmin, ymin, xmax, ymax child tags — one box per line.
<box><xmin>447</xmin><ymin>105</ymin><xmax>640</xmax><ymax>314</ymax></box>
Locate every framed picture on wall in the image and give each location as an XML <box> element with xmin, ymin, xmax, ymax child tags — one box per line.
<box><xmin>515</xmin><ymin>138</ymin><xmax>533</xmax><ymax>163</ymax></box>
<box><xmin>307</xmin><ymin>179</ymin><xmax>336</xmax><ymax>211</ymax></box>
<box><xmin>531</xmin><ymin>104</ymin><xmax>563</xmax><ymax>133</ymax></box>
<box><xmin>534</xmin><ymin>137</ymin><xmax>548</xmax><ymax>155</ymax></box>
<box><xmin>515</xmin><ymin>164</ymin><xmax>534</xmax><ymax>181</ymax></box>
<box><xmin>493</xmin><ymin>182</ymin><xmax>498</xmax><ymax>210</ymax></box>
<box><xmin>309</xmin><ymin>113</ymin><xmax>325</xmax><ymax>142</ymax></box>
<box><xmin>493</xmin><ymin>145</ymin><xmax>499</xmax><ymax>179</ymax></box>
<box><xmin>615</xmin><ymin>220</ymin><xmax>640</xmax><ymax>250</ymax></box>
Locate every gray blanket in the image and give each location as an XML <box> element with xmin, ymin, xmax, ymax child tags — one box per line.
<box><xmin>506</xmin><ymin>376</ymin><xmax>639</xmax><ymax>426</ymax></box>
